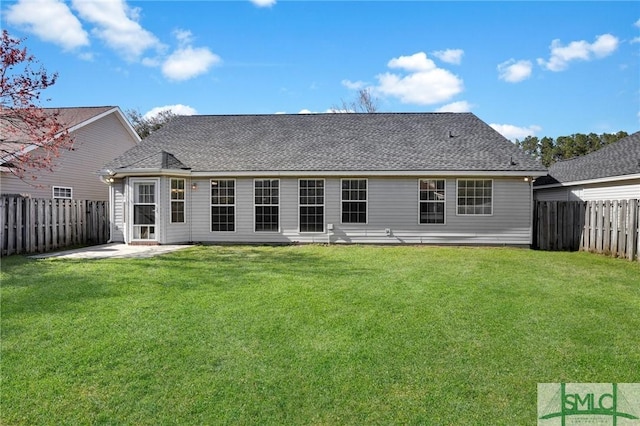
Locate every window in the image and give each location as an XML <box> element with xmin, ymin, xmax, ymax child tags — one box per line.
<box><xmin>419</xmin><ymin>179</ymin><xmax>445</xmax><ymax>224</ymax></box>
<box><xmin>341</xmin><ymin>179</ymin><xmax>367</xmax><ymax>223</ymax></box>
<box><xmin>457</xmin><ymin>179</ymin><xmax>492</xmax><ymax>215</ymax></box>
<box><xmin>299</xmin><ymin>179</ymin><xmax>324</xmax><ymax>232</ymax></box>
<box><xmin>132</xmin><ymin>181</ymin><xmax>156</xmax><ymax>240</ymax></box>
<box><xmin>170</xmin><ymin>179</ymin><xmax>185</xmax><ymax>223</ymax></box>
<box><xmin>211</xmin><ymin>180</ymin><xmax>235</xmax><ymax>231</ymax></box>
<box><xmin>255</xmin><ymin>179</ymin><xmax>279</xmax><ymax>232</ymax></box>
<box><xmin>52</xmin><ymin>186</ymin><xmax>72</xmax><ymax>199</ymax></box>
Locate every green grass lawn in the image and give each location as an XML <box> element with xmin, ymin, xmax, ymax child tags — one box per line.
<box><xmin>1</xmin><ymin>245</ymin><xmax>639</xmax><ymax>425</ymax></box>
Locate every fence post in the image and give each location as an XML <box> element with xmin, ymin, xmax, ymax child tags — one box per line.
<box><xmin>0</xmin><ymin>197</ymin><xmax>5</xmax><ymax>256</ymax></box>
<box><xmin>636</xmin><ymin>200</ymin><xmax>640</xmax><ymax>262</ymax></box>
<box><xmin>627</xmin><ymin>199</ymin><xmax>638</xmax><ymax>261</ymax></box>
<box><xmin>619</xmin><ymin>201</ymin><xmax>627</xmax><ymax>258</ymax></box>
<box><xmin>603</xmin><ymin>201</ymin><xmax>611</xmax><ymax>255</ymax></box>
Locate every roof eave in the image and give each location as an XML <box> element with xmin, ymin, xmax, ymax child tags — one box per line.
<box><xmin>534</xmin><ymin>172</ymin><xmax>640</xmax><ymax>190</ymax></box>
<box><xmin>105</xmin><ymin>168</ymin><xmax>547</xmax><ymax>178</ymax></box>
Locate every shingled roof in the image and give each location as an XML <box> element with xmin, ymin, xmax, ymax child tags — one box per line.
<box><xmin>534</xmin><ymin>131</ymin><xmax>640</xmax><ymax>186</ymax></box>
<box><xmin>103</xmin><ymin>113</ymin><xmax>545</xmax><ymax>174</ymax></box>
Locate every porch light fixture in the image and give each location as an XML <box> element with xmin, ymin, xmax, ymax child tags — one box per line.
<box><xmin>191</xmin><ymin>182</ymin><xmax>198</xmax><ymax>190</ymax></box>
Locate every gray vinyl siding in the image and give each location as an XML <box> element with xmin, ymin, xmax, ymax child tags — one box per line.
<box><xmin>582</xmin><ymin>180</ymin><xmax>640</xmax><ymax>200</ymax></box>
<box><xmin>1</xmin><ymin>112</ymin><xmax>138</xmax><ymax>201</ymax></box>
<box><xmin>534</xmin><ymin>178</ymin><xmax>640</xmax><ymax>201</ymax></box>
<box><xmin>163</xmin><ymin>176</ymin><xmax>191</xmax><ymax>243</ymax></box>
<box><xmin>111</xmin><ymin>179</ymin><xmax>126</xmax><ymax>242</ymax></box>
<box><xmin>153</xmin><ymin>176</ymin><xmax>533</xmax><ymax>245</ymax></box>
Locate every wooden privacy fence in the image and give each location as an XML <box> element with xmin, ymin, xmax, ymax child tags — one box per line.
<box><xmin>1</xmin><ymin>196</ymin><xmax>109</xmax><ymax>256</ymax></box>
<box><xmin>534</xmin><ymin>199</ymin><xmax>640</xmax><ymax>261</ymax></box>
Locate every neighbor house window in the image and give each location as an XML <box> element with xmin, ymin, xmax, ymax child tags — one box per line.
<box><xmin>457</xmin><ymin>179</ymin><xmax>492</xmax><ymax>215</ymax></box>
<box><xmin>341</xmin><ymin>179</ymin><xmax>367</xmax><ymax>223</ymax></box>
<box><xmin>52</xmin><ymin>186</ymin><xmax>72</xmax><ymax>199</ymax></box>
<box><xmin>299</xmin><ymin>179</ymin><xmax>324</xmax><ymax>232</ymax></box>
<box><xmin>255</xmin><ymin>179</ymin><xmax>279</xmax><ymax>232</ymax></box>
<box><xmin>170</xmin><ymin>179</ymin><xmax>185</xmax><ymax>223</ymax></box>
<box><xmin>419</xmin><ymin>179</ymin><xmax>445</xmax><ymax>224</ymax></box>
<box><xmin>211</xmin><ymin>179</ymin><xmax>235</xmax><ymax>232</ymax></box>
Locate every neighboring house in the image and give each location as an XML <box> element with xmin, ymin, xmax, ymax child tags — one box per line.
<box><xmin>1</xmin><ymin>106</ymin><xmax>140</xmax><ymax>201</ymax></box>
<box><xmin>100</xmin><ymin>113</ymin><xmax>546</xmax><ymax>245</ymax></box>
<box><xmin>534</xmin><ymin>131</ymin><xmax>640</xmax><ymax>201</ymax></box>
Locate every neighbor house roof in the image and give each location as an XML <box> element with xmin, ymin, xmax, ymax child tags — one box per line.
<box><xmin>0</xmin><ymin>106</ymin><xmax>140</xmax><ymax>165</ymax></box>
<box><xmin>103</xmin><ymin>113</ymin><xmax>546</xmax><ymax>176</ymax></box>
<box><xmin>534</xmin><ymin>131</ymin><xmax>640</xmax><ymax>187</ymax></box>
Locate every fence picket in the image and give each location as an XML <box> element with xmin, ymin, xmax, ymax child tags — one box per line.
<box><xmin>1</xmin><ymin>196</ymin><xmax>110</xmax><ymax>256</ymax></box>
<box><xmin>534</xmin><ymin>199</ymin><xmax>639</xmax><ymax>261</ymax></box>
<box><xmin>627</xmin><ymin>199</ymin><xmax>638</xmax><ymax>261</ymax></box>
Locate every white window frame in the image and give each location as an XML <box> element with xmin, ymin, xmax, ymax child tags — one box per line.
<box><xmin>340</xmin><ymin>178</ymin><xmax>368</xmax><ymax>224</ymax></box>
<box><xmin>210</xmin><ymin>179</ymin><xmax>236</xmax><ymax>232</ymax></box>
<box><xmin>418</xmin><ymin>179</ymin><xmax>446</xmax><ymax>225</ymax></box>
<box><xmin>129</xmin><ymin>178</ymin><xmax>159</xmax><ymax>242</ymax></box>
<box><xmin>52</xmin><ymin>186</ymin><xmax>73</xmax><ymax>200</ymax></box>
<box><xmin>170</xmin><ymin>178</ymin><xmax>186</xmax><ymax>224</ymax></box>
<box><xmin>254</xmin><ymin>179</ymin><xmax>280</xmax><ymax>233</ymax></box>
<box><xmin>298</xmin><ymin>178</ymin><xmax>325</xmax><ymax>233</ymax></box>
<box><xmin>456</xmin><ymin>179</ymin><xmax>493</xmax><ymax>216</ymax></box>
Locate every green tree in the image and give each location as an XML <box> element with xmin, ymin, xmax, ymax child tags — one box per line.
<box><xmin>126</xmin><ymin>108</ymin><xmax>177</xmax><ymax>139</ymax></box>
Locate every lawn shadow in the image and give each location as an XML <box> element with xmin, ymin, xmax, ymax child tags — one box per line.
<box><xmin>1</xmin><ymin>245</ymin><xmax>368</xmax><ymax>317</ymax></box>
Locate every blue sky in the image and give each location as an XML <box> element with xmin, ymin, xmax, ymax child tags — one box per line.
<box><xmin>2</xmin><ymin>0</ymin><xmax>639</xmax><ymax>140</ymax></box>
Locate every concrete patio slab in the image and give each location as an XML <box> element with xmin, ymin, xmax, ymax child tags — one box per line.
<box><xmin>29</xmin><ymin>243</ymin><xmax>192</xmax><ymax>260</ymax></box>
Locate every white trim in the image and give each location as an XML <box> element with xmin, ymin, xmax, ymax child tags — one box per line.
<box><xmin>298</xmin><ymin>178</ymin><xmax>325</xmax><ymax>233</ymax></box>
<box><xmin>104</xmin><ymin>169</ymin><xmax>546</xmax><ymax>179</ymax></box>
<box><xmin>418</xmin><ymin>178</ymin><xmax>446</xmax><ymax>225</ymax></box>
<box><xmin>533</xmin><ymin>173</ymin><xmax>640</xmax><ymax>190</ymax></box>
<box><xmin>191</xmin><ymin>170</ymin><xmax>546</xmax><ymax>178</ymax></box>
<box><xmin>340</xmin><ymin>178</ymin><xmax>368</xmax><ymax>225</ymax></box>
<box><xmin>52</xmin><ymin>186</ymin><xmax>73</xmax><ymax>200</ymax></box>
<box><xmin>169</xmin><ymin>178</ymin><xmax>186</xmax><ymax>224</ymax></box>
<box><xmin>210</xmin><ymin>178</ymin><xmax>236</xmax><ymax>233</ymax></box>
<box><xmin>456</xmin><ymin>178</ymin><xmax>494</xmax><ymax>216</ymax></box>
<box><xmin>2</xmin><ymin>107</ymin><xmax>140</xmax><ymax>166</ymax></box>
<box><xmin>253</xmin><ymin>178</ymin><xmax>280</xmax><ymax>233</ymax></box>
<box><xmin>129</xmin><ymin>178</ymin><xmax>160</xmax><ymax>242</ymax></box>
<box><xmin>72</xmin><ymin>107</ymin><xmax>141</xmax><ymax>143</ymax></box>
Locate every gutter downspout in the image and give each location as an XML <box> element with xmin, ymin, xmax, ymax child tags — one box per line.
<box><xmin>108</xmin><ymin>181</ymin><xmax>115</xmax><ymax>243</ymax></box>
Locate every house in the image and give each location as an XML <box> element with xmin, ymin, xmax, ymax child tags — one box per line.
<box><xmin>1</xmin><ymin>106</ymin><xmax>140</xmax><ymax>201</ymax></box>
<box><xmin>100</xmin><ymin>113</ymin><xmax>546</xmax><ymax>245</ymax></box>
<box><xmin>534</xmin><ymin>131</ymin><xmax>640</xmax><ymax>201</ymax></box>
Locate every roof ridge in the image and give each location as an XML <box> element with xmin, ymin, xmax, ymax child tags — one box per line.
<box><xmin>180</xmin><ymin>112</ymin><xmax>473</xmax><ymax>118</ymax></box>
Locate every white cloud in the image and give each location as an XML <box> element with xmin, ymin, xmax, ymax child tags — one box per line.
<box><xmin>162</xmin><ymin>46</ymin><xmax>221</xmax><ymax>81</ymax></box>
<box><xmin>435</xmin><ymin>101</ymin><xmax>473</xmax><ymax>113</ymax></box>
<box><xmin>497</xmin><ymin>59</ymin><xmax>533</xmax><ymax>83</ymax></box>
<box><xmin>144</xmin><ymin>104</ymin><xmax>197</xmax><ymax>120</ymax></box>
<box><xmin>432</xmin><ymin>49</ymin><xmax>464</xmax><ymax>65</ymax></box>
<box><xmin>590</xmin><ymin>34</ymin><xmax>619</xmax><ymax>57</ymax></box>
<box><xmin>538</xmin><ymin>33</ymin><xmax>619</xmax><ymax>71</ymax></box>
<box><xmin>298</xmin><ymin>109</ymin><xmax>342</xmax><ymax>114</ymax></box>
<box><xmin>342</xmin><ymin>79</ymin><xmax>366</xmax><ymax>90</ymax></box>
<box><xmin>5</xmin><ymin>0</ymin><xmax>89</xmax><ymax>51</ymax></box>
<box><xmin>387</xmin><ymin>52</ymin><xmax>436</xmax><ymax>72</ymax></box>
<box><xmin>490</xmin><ymin>124</ymin><xmax>542</xmax><ymax>141</ymax></box>
<box><xmin>71</xmin><ymin>0</ymin><xmax>161</xmax><ymax>60</ymax></box>
<box><xmin>631</xmin><ymin>37</ymin><xmax>640</xmax><ymax>44</ymax></box>
<box><xmin>635</xmin><ymin>18</ymin><xmax>640</xmax><ymax>28</ymax></box>
<box><xmin>250</xmin><ymin>0</ymin><xmax>276</xmax><ymax>7</ymax></box>
<box><xmin>160</xmin><ymin>29</ymin><xmax>221</xmax><ymax>81</ymax></box>
<box><xmin>374</xmin><ymin>52</ymin><xmax>463</xmax><ymax>105</ymax></box>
